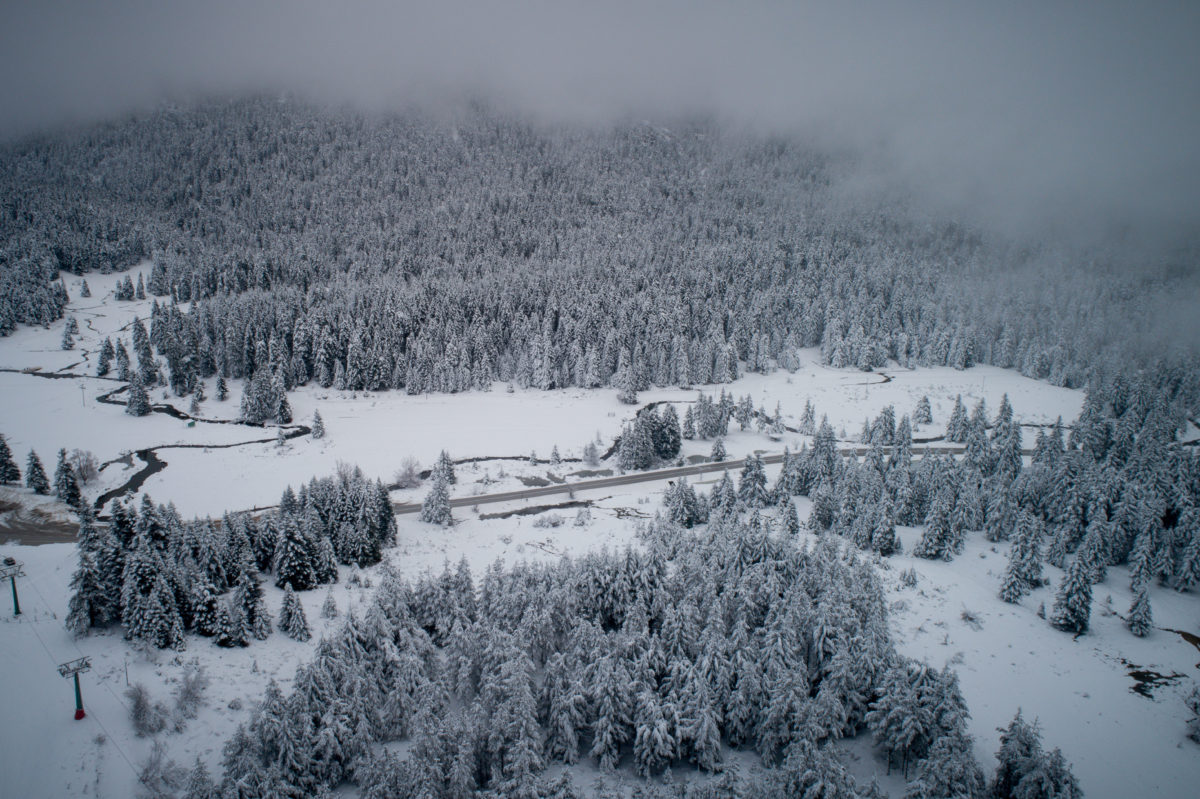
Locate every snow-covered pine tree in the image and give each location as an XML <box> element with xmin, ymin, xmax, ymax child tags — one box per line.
<box><xmin>25</xmin><ymin>450</ymin><xmax>50</xmax><ymax>494</ymax></box>
<box><xmin>216</xmin><ymin>376</ymin><xmax>228</xmax><ymax>401</ymax></box>
<box><xmin>1050</xmin><ymin>555</ymin><xmax>1093</xmax><ymax>634</ymax></box>
<box><xmin>215</xmin><ymin>599</ymin><xmax>249</xmax><ymax>648</ymax></box>
<box><xmin>126</xmin><ymin>376</ymin><xmax>151</xmax><ymax>416</ymax></box>
<box><xmin>945</xmin><ymin>395</ymin><xmax>969</xmax><ymax>442</ymax></box>
<box><xmin>0</xmin><ymin>434</ymin><xmax>20</xmax><ymax>483</ymax></box>
<box><xmin>54</xmin><ymin>448</ymin><xmax>82</xmax><ymax>508</ymax></box>
<box><xmin>321</xmin><ymin>590</ymin><xmax>338</xmax><ymax>619</ymax></box>
<box><xmin>420</xmin><ymin>471</ymin><xmax>453</xmax><ymax>526</ymax></box>
<box><xmin>783</xmin><ymin>499</ymin><xmax>801</xmax><ymax>536</ymax></box>
<box><xmin>800</xmin><ymin>398</ymin><xmax>816</xmax><ymax>435</ymax></box>
<box><xmin>1127</xmin><ymin>586</ymin><xmax>1152</xmax><ymax>637</ymax></box>
<box><xmin>682</xmin><ymin>405</ymin><xmax>696</xmax><ymax>439</ymax></box>
<box><xmin>238</xmin><ymin>564</ymin><xmax>272</xmax><ymax>640</ymax></box>
<box><xmin>654</xmin><ymin>404</ymin><xmax>682</xmax><ymax>460</ymax></box>
<box><xmin>914</xmin><ymin>484</ymin><xmax>954</xmax><ymax>560</ymax></box>
<box><xmin>278</xmin><ymin>586</ymin><xmax>312</xmax><ymax>641</ymax></box>
<box><xmin>274</xmin><ymin>515</ymin><xmax>317</xmax><ymax>591</ymax></box>
<box><xmin>79</xmin><ymin>280</ymin><xmax>91</xmax><ymax>298</ymax></box>
<box><xmin>434</xmin><ymin>449</ymin><xmax>457</xmax><ymax>485</ymax></box>
<box><xmin>96</xmin><ymin>337</ymin><xmax>114</xmax><ymax>377</ymax></box>
<box><xmin>66</xmin><ymin>513</ymin><xmax>114</xmax><ymax>634</ymax></box>
<box><xmin>914</xmin><ymin>395</ymin><xmax>933</xmax><ymax>426</ymax></box>
<box><xmin>121</xmin><ymin>531</ymin><xmax>186</xmax><ymax>650</ymax></box>
<box><xmin>710</xmin><ymin>437</ymin><xmax>726</xmax><ymax>462</ymax></box>
<box><xmin>738</xmin><ymin>454</ymin><xmax>769</xmax><ymax>508</ymax></box>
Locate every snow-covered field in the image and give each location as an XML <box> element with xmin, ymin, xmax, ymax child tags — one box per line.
<box><xmin>0</xmin><ymin>266</ymin><xmax>1083</xmax><ymax>520</ymax></box>
<box><xmin>2</xmin><ymin>269</ymin><xmax>1198</xmax><ymax>798</ymax></box>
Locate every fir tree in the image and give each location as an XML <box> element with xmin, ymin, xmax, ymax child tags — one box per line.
<box><xmin>121</xmin><ymin>532</ymin><xmax>187</xmax><ymax>650</ymax></box>
<box><xmin>274</xmin><ymin>516</ymin><xmax>317</xmax><ymax>591</ymax></box>
<box><xmin>54</xmin><ymin>448</ymin><xmax>82</xmax><ymax>508</ymax></box>
<box><xmin>65</xmin><ymin>513</ymin><xmax>113</xmax><ymax>634</ymax></box>
<box><xmin>783</xmin><ymin>499</ymin><xmax>801</xmax><ymax>536</ymax></box>
<box><xmin>1127</xmin><ymin>587</ymin><xmax>1152</xmax><ymax>637</ymax></box>
<box><xmin>278</xmin><ymin>586</ymin><xmax>312</xmax><ymax>641</ymax></box>
<box><xmin>25</xmin><ymin>450</ymin><xmax>50</xmax><ymax>494</ymax></box>
<box><xmin>914</xmin><ymin>395</ymin><xmax>933</xmax><ymax>426</ymax></box>
<box><xmin>737</xmin><ymin>454</ymin><xmax>769</xmax><ymax>508</ymax></box>
<box><xmin>420</xmin><ymin>471</ymin><xmax>453</xmax><ymax>526</ymax></box>
<box><xmin>1050</xmin><ymin>555</ymin><xmax>1093</xmax><ymax>634</ymax></box>
<box><xmin>61</xmin><ymin>323</ymin><xmax>74</xmax><ymax>350</ymax></box>
<box><xmin>710</xmin><ymin>437</ymin><xmax>726</xmax><ymax>462</ymax></box>
<box><xmin>434</xmin><ymin>449</ymin><xmax>457</xmax><ymax>485</ymax></box>
<box><xmin>215</xmin><ymin>600</ymin><xmax>249</xmax><ymax>648</ymax></box>
<box><xmin>216</xmin><ymin>376</ymin><xmax>228</xmax><ymax>401</ymax></box>
<box><xmin>238</xmin><ymin>564</ymin><xmax>272</xmax><ymax>640</ymax></box>
<box><xmin>321</xmin><ymin>590</ymin><xmax>338</xmax><ymax>619</ymax></box>
<box><xmin>79</xmin><ymin>280</ymin><xmax>91</xmax><ymax>298</ymax></box>
<box><xmin>0</xmin><ymin>434</ymin><xmax>20</xmax><ymax>484</ymax></box>
<box><xmin>311</xmin><ymin>409</ymin><xmax>325</xmax><ymax>439</ymax></box>
<box><xmin>115</xmin><ymin>340</ymin><xmax>130</xmax><ymax>381</ymax></box>
<box><xmin>946</xmin><ymin>395</ymin><xmax>969</xmax><ymax>442</ymax></box>
<box><xmin>126</xmin><ymin>376</ymin><xmax>151</xmax><ymax>417</ymax></box>
<box><xmin>96</xmin><ymin>337</ymin><xmax>114</xmax><ymax>377</ymax></box>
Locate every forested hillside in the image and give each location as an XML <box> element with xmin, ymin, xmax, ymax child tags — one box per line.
<box><xmin>3</xmin><ymin>99</ymin><xmax>1196</xmax><ymax>405</ymax></box>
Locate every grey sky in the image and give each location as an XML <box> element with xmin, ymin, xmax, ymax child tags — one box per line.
<box><xmin>2</xmin><ymin>0</ymin><xmax>1198</xmax><ymax>248</ymax></box>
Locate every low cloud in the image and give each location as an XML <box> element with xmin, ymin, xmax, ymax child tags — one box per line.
<box><xmin>2</xmin><ymin>0</ymin><xmax>1198</xmax><ymax>251</ymax></box>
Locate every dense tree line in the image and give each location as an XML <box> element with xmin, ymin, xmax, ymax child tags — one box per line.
<box><xmin>65</xmin><ymin>467</ymin><xmax>394</xmax><ymax>649</ymax></box>
<box><xmin>196</xmin><ymin>511</ymin><xmax>1074</xmax><ymax>798</ymax></box>
<box><xmin>3</xmin><ymin>99</ymin><xmax>1196</xmax><ymax>410</ymax></box>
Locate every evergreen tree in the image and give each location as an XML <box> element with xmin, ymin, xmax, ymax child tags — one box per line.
<box><xmin>0</xmin><ymin>434</ymin><xmax>20</xmax><ymax>484</ymax></box>
<box><xmin>914</xmin><ymin>484</ymin><xmax>954</xmax><ymax>560</ymax></box>
<box><xmin>1050</xmin><ymin>555</ymin><xmax>1093</xmax><ymax>634</ymax></box>
<box><xmin>434</xmin><ymin>449</ymin><xmax>457</xmax><ymax>485</ymax></box>
<box><xmin>682</xmin><ymin>405</ymin><xmax>696</xmax><ymax>439</ymax></box>
<box><xmin>25</xmin><ymin>450</ymin><xmax>50</xmax><ymax>494</ymax></box>
<box><xmin>991</xmin><ymin>710</ymin><xmax>1043</xmax><ymax>799</ymax></box>
<box><xmin>216</xmin><ymin>376</ymin><xmax>228</xmax><ymax>401</ymax></box>
<box><xmin>238</xmin><ymin>563</ymin><xmax>272</xmax><ymax>640</ymax></box>
<box><xmin>215</xmin><ymin>599</ymin><xmax>249</xmax><ymax>648</ymax></box>
<box><xmin>121</xmin><ymin>532</ymin><xmax>187</xmax><ymax>650</ymax></box>
<box><xmin>946</xmin><ymin>395</ymin><xmax>969</xmax><ymax>442</ymax></box>
<box><xmin>321</xmin><ymin>590</ymin><xmax>338</xmax><ymax>619</ymax></box>
<box><xmin>278</xmin><ymin>585</ymin><xmax>312</xmax><ymax>641</ymax></box>
<box><xmin>710</xmin><ymin>437</ymin><xmax>726</xmax><ymax>462</ymax></box>
<box><xmin>1127</xmin><ymin>586</ymin><xmax>1152</xmax><ymax>637</ymax></box>
<box><xmin>914</xmin><ymin>395</ymin><xmax>933</xmax><ymax>426</ymax></box>
<box><xmin>96</xmin><ymin>337</ymin><xmax>114</xmax><ymax>377</ymax></box>
<box><xmin>66</xmin><ymin>513</ymin><xmax>113</xmax><ymax>634</ymax></box>
<box><xmin>53</xmin><ymin>448</ymin><xmax>82</xmax><ymax>508</ymax></box>
<box><xmin>737</xmin><ymin>454</ymin><xmax>769</xmax><ymax>508</ymax></box>
<box><xmin>274</xmin><ymin>516</ymin><xmax>317</xmax><ymax>591</ymax></box>
<box><xmin>654</xmin><ymin>404</ymin><xmax>682</xmax><ymax>460</ymax></box>
<box><xmin>115</xmin><ymin>340</ymin><xmax>131</xmax><ymax>381</ymax></box>
<box><xmin>783</xmin><ymin>499</ymin><xmax>801</xmax><ymax>536</ymax></box>
<box><xmin>421</xmin><ymin>471</ymin><xmax>453</xmax><ymax>526</ymax></box>
<box><xmin>999</xmin><ymin>513</ymin><xmax>1043</xmax><ymax>603</ymax></box>
<box><xmin>80</xmin><ymin>280</ymin><xmax>91</xmax><ymax>298</ymax></box>
<box><xmin>126</xmin><ymin>376</ymin><xmax>151</xmax><ymax>416</ymax></box>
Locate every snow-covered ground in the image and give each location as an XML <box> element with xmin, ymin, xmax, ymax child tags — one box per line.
<box><xmin>3</xmin><ymin>269</ymin><xmax>1197</xmax><ymax>798</ymax></box>
<box><xmin>0</xmin><ymin>266</ymin><xmax>1083</xmax><ymax>519</ymax></box>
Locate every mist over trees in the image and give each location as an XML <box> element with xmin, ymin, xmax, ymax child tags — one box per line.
<box><xmin>2</xmin><ymin>99</ymin><xmax>1196</xmax><ymax>412</ymax></box>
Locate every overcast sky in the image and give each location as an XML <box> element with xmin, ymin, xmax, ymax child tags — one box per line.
<box><xmin>2</xmin><ymin>0</ymin><xmax>1198</xmax><ymax>249</ymax></box>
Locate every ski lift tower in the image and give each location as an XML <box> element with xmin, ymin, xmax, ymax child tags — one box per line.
<box><xmin>0</xmin><ymin>557</ymin><xmax>23</xmax><ymax>615</ymax></box>
<box><xmin>58</xmin><ymin>657</ymin><xmax>92</xmax><ymax>720</ymax></box>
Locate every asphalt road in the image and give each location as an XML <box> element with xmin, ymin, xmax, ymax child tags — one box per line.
<box><xmin>393</xmin><ymin>443</ymin><xmax>1005</xmax><ymax>515</ymax></box>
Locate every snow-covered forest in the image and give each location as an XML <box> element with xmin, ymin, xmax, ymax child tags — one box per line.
<box><xmin>1</xmin><ymin>81</ymin><xmax>1199</xmax><ymax>799</ymax></box>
